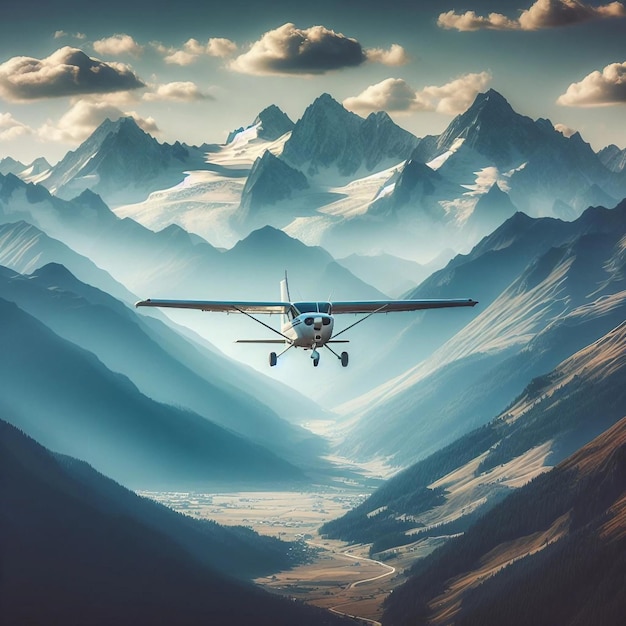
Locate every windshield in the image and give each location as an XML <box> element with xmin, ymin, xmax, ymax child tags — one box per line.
<box><xmin>293</xmin><ymin>302</ymin><xmax>331</xmax><ymax>314</ymax></box>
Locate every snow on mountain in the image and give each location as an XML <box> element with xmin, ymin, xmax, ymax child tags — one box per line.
<box><xmin>411</xmin><ymin>90</ymin><xmax>622</xmax><ymax>217</ymax></box>
<box><xmin>28</xmin><ymin>89</ymin><xmax>621</xmax><ymax>265</ymax></box>
<box><xmin>20</xmin><ymin>157</ymin><xmax>51</xmax><ymax>179</ymax></box>
<box><xmin>282</xmin><ymin>93</ymin><xmax>418</xmax><ymax>182</ymax></box>
<box><xmin>226</xmin><ymin>104</ymin><xmax>294</xmax><ymax>144</ymax></box>
<box><xmin>114</xmin><ymin>113</ymin><xmax>292</xmax><ymax>248</ymax></box>
<box><xmin>34</xmin><ymin>117</ymin><xmax>213</xmax><ymax>207</ymax></box>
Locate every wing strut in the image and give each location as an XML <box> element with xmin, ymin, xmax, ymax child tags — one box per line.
<box><xmin>232</xmin><ymin>306</ymin><xmax>293</xmax><ymax>342</ymax></box>
<box><xmin>330</xmin><ymin>304</ymin><xmax>389</xmax><ymax>340</ymax></box>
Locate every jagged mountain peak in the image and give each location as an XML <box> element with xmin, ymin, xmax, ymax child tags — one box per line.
<box><xmin>254</xmin><ymin>104</ymin><xmax>294</xmax><ymax>141</ymax></box>
<box><xmin>0</xmin><ymin>156</ymin><xmax>26</xmax><ymax>175</ymax></box>
<box><xmin>299</xmin><ymin>92</ymin><xmax>361</xmax><ymax>128</ymax></box>
<box><xmin>282</xmin><ymin>92</ymin><xmax>415</xmax><ymax>178</ymax></box>
<box><xmin>238</xmin><ymin>149</ymin><xmax>308</xmax><ymax>219</ymax></box>
<box><xmin>436</xmin><ymin>89</ymin><xmax>544</xmax><ymax>166</ymax></box>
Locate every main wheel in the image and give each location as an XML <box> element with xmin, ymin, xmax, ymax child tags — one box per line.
<box><xmin>341</xmin><ymin>351</ymin><xmax>349</xmax><ymax>367</ymax></box>
<box><xmin>269</xmin><ymin>352</ymin><xmax>277</xmax><ymax>367</ymax></box>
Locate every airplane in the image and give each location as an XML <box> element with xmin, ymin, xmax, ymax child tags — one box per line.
<box><xmin>135</xmin><ymin>274</ymin><xmax>478</xmax><ymax>367</ymax></box>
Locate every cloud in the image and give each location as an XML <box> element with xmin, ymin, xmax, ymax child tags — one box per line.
<box><xmin>557</xmin><ymin>61</ymin><xmax>626</xmax><ymax>106</ymax></box>
<box><xmin>343</xmin><ymin>78</ymin><xmax>421</xmax><ymax>114</ymax></box>
<box><xmin>54</xmin><ymin>30</ymin><xmax>86</xmax><ymax>40</ymax></box>
<box><xmin>344</xmin><ymin>72</ymin><xmax>492</xmax><ymax>116</ymax></box>
<box><xmin>365</xmin><ymin>44</ymin><xmax>409</xmax><ymax>67</ymax></box>
<box><xmin>39</xmin><ymin>99</ymin><xmax>158</xmax><ymax>143</ymax></box>
<box><xmin>554</xmin><ymin>123</ymin><xmax>577</xmax><ymax>136</ymax></box>
<box><xmin>143</xmin><ymin>81</ymin><xmax>213</xmax><ymax>102</ymax></box>
<box><xmin>153</xmin><ymin>37</ymin><xmax>237</xmax><ymax>66</ymax></box>
<box><xmin>438</xmin><ymin>10</ymin><xmax>519</xmax><ymax>31</ymax></box>
<box><xmin>93</xmin><ymin>34</ymin><xmax>143</xmax><ymax>56</ymax></box>
<box><xmin>230</xmin><ymin>23</ymin><xmax>367</xmax><ymax>75</ymax></box>
<box><xmin>206</xmin><ymin>38</ymin><xmax>238</xmax><ymax>58</ymax></box>
<box><xmin>438</xmin><ymin>0</ymin><xmax>625</xmax><ymax>31</ymax></box>
<box><xmin>0</xmin><ymin>47</ymin><xmax>145</xmax><ymax>101</ymax></box>
<box><xmin>163</xmin><ymin>49</ymin><xmax>198</xmax><ymax>66</ymax></box>
<box><xmin>0</xmin><ymin>112</ymin><xmax>33</xmax><ymax>140</ymax></box>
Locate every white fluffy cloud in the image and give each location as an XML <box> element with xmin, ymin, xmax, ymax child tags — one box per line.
<box><xmin>155</xmin><ymin>37</ymin><xmax>237</xmax><ymax>65</ymax></box>
<box><xmin>39</xmin><ymin>99</ymin><xmax>158</xmax><ymax>143</ymax></box>
<box><xmin>143</xmin><ymin>81</ymin><xmax>212</xmax><ymax>102</ymax></box>
<box><xmin>0</xmin><ymin>112</ymin><xmax>33</xmax><ymax>140</ymax></box>
<box><xmin>554</xmin><ymin>123</ymin><xmax>577</xmax><ymax>136</ymax></box>
<box><xmin>0</xmin><ymin>47</ymin><xmax>145</xmax><ymax>101</ymax></box>
<box><xmin>206</xmin><ymin>38</ymin><xmax>238</xmax><ymax>58</ymax></box>
<box><xmin>93</xmin><ymin>34</ymin><xmax>143</xmax><ymax>56</ymax></box>
<box><xmin>54</xmin><ymin>30</ymin><xmax>86</xmax><ymax>40</ymax></box>
<box><xmin>344</xmin><ymin>72</ymin><xmax>492</xmax><ymax>116</ymax></box>
<box><xmin>557</xmin><ymin>61</ymin><xmax>626</xmax><ymax>106</ymax></box>
<box><xmin>230</xmin><ymin>23</ymin><xmax>367</xmax><ymax>75</ymax></box>
<box><xmin>365</xmin><ymin>44</ymin><xmax>409</xmax><ymax>67</ymax></box>
<box><xmin>438</xmin><ymin>0</ymin><xmax>625</xmax><ymax>31</ymax></box>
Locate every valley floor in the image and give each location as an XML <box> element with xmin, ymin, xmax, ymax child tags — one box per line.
<box><xmin>140</xmin><ymin>487</ymin><xmax>445</xmax><ymax>623</ymax></box>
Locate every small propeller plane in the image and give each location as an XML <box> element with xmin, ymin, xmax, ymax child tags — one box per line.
<box><xmin>135</xmin><ymin>274</ymin><xmax>477</xmax><ymax>367</ymax></box>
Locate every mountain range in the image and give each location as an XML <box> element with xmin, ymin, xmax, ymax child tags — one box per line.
<box><xmin>0</xmin><ymin>419</ymin><xmax>348</xmax><ymax>625</ymax></box>
<box><xmin>336</xmin><ymin>199</ymin><xmax>626</xmax><ymax>467</ymax></box>
<box><xmin>2</xmin><ymin>85</ymin><xmax>626</xmax><ymax>623</ymax></box>
<box><xmin>67</xmin><ymin>89</ymin><xmax>621</xmax><ymax>267</ymax></box>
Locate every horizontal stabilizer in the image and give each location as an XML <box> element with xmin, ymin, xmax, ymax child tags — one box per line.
<box><xmin>235</xmin><ymin>339</ymin><xmax>288</xmax><ymax>344</ymax></box>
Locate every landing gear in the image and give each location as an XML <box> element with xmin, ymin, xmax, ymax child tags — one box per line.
<box><xmin>269</xmin><ymin>352</ymin><xmax>277</xmax><ymax>367</ymax></box>
<box><xmin>341</xmin><ymin>351</ymin><xmax>349</xmax><ymax>367</ymax></box>
<box><xmin>311</xmin><ymin>348</ymin><xmax>320</xmax><ymax>367</ymax></box>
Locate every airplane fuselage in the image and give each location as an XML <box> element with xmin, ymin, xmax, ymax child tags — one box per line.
<box><xmin>282</xmin><ymin>312</ymin><xmax>334</xmax><ymax>349</ymax></box>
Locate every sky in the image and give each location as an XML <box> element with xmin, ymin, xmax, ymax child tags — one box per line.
<box><xmin>0</xmin><ymin>0</ymin><xmax>625</xmax><ymax>165</ymax></box>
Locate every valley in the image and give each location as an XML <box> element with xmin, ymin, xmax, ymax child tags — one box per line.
<box><xmin>2</xmin><ymin>75</ymin><xmax>626</xmax><ymax>625</ymax></box>
<box><xmin>140</xmin><ymin>488</ymin><xmax>408</xmax><ymax>623</ymax></box>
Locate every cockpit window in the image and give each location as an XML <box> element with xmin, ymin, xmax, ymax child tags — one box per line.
<box><xmin>293</xmin><ymin>302</ymin><xmax>331</xmax><ymax>314</ymax></box>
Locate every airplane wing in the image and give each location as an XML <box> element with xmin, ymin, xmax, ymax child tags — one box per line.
<box><xmin>330</xmin><ymin>298</ymin><xmax>478</xmax><ymax>314</ymax></box>
<box><xmin>135</xmin><ymin>299</ymin><xmax>291</xmax><ymax>314</ymax></box>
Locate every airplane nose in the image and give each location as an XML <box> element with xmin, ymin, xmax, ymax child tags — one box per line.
<box><xmin>313</xmin><ymin>316</ymin><xmax>323</xmax><ymax>331</ymax></box>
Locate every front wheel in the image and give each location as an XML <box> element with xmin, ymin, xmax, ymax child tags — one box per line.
<box><xmin>269</xmin><ymin>352</ymin><xmax>277</xmax><ymax>367</ymax></box>
<box><xmin>313</xmin><ymin>357</ymin><xmax>319</xmax><ymax>367</ymax></box>
<box><xmin>341</xmin><ymin>351</ymin><xmax>349</xmax><ymax>367</ymax></box>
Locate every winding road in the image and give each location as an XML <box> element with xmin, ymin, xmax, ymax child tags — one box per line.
<box><xmin>308</xmin><ymin>542</ymin><xmax>396</xmax><ymax>624</ymax></box>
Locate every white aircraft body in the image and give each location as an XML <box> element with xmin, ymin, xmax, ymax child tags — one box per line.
<box><xmin>135</xmin><ymin>275</ymin><xmax>478</xmax><ymax>367</ymax></box>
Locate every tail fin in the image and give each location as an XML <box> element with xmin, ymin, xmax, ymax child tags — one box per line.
<box><xmin>280</xmin><ymin>271</ymin><xmax>292</xmax><ymax>325</ymax></box>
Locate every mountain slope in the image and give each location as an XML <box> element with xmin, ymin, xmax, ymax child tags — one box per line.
<box><xmin>0</xmin><ymin>296</ymin><xmax>304</xmax><ymax>489</ymax></box>
<box><xmin>339</xmin><ymin>200</ymin><xmax>626</xmax><ymax>466</ymax></box>
<box><xmin>35</xmin><ymin>117</ymin><xmax>212</xmax><ymax>206</ymax></box>
<box><xmin>382</xmin><ymin>411</ymin><xmax>626</xmax><ymax>626</ymax></box>
<box><xmin>0</xmin><ymin>419</ymin><xmax>348</xmax><ymax>626</ymax></box>
<box><xmin>323</xmin><ymin>320</ymin><xmax>626</xmax><ymax>555</ymax></box>
<box><xmin>0</xmin><ymin>220</ymin><xmax>136</xmax><ymax>303</ymax></box>
<box><xmin>237</xmin><ymin>150</ymin><xmax>309</xmax><ymax>227</ymax></box>
<box><xmin>0</xmin><ymin>263</ymin><xmax>326</xmax><ymax>466</ymax></box>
